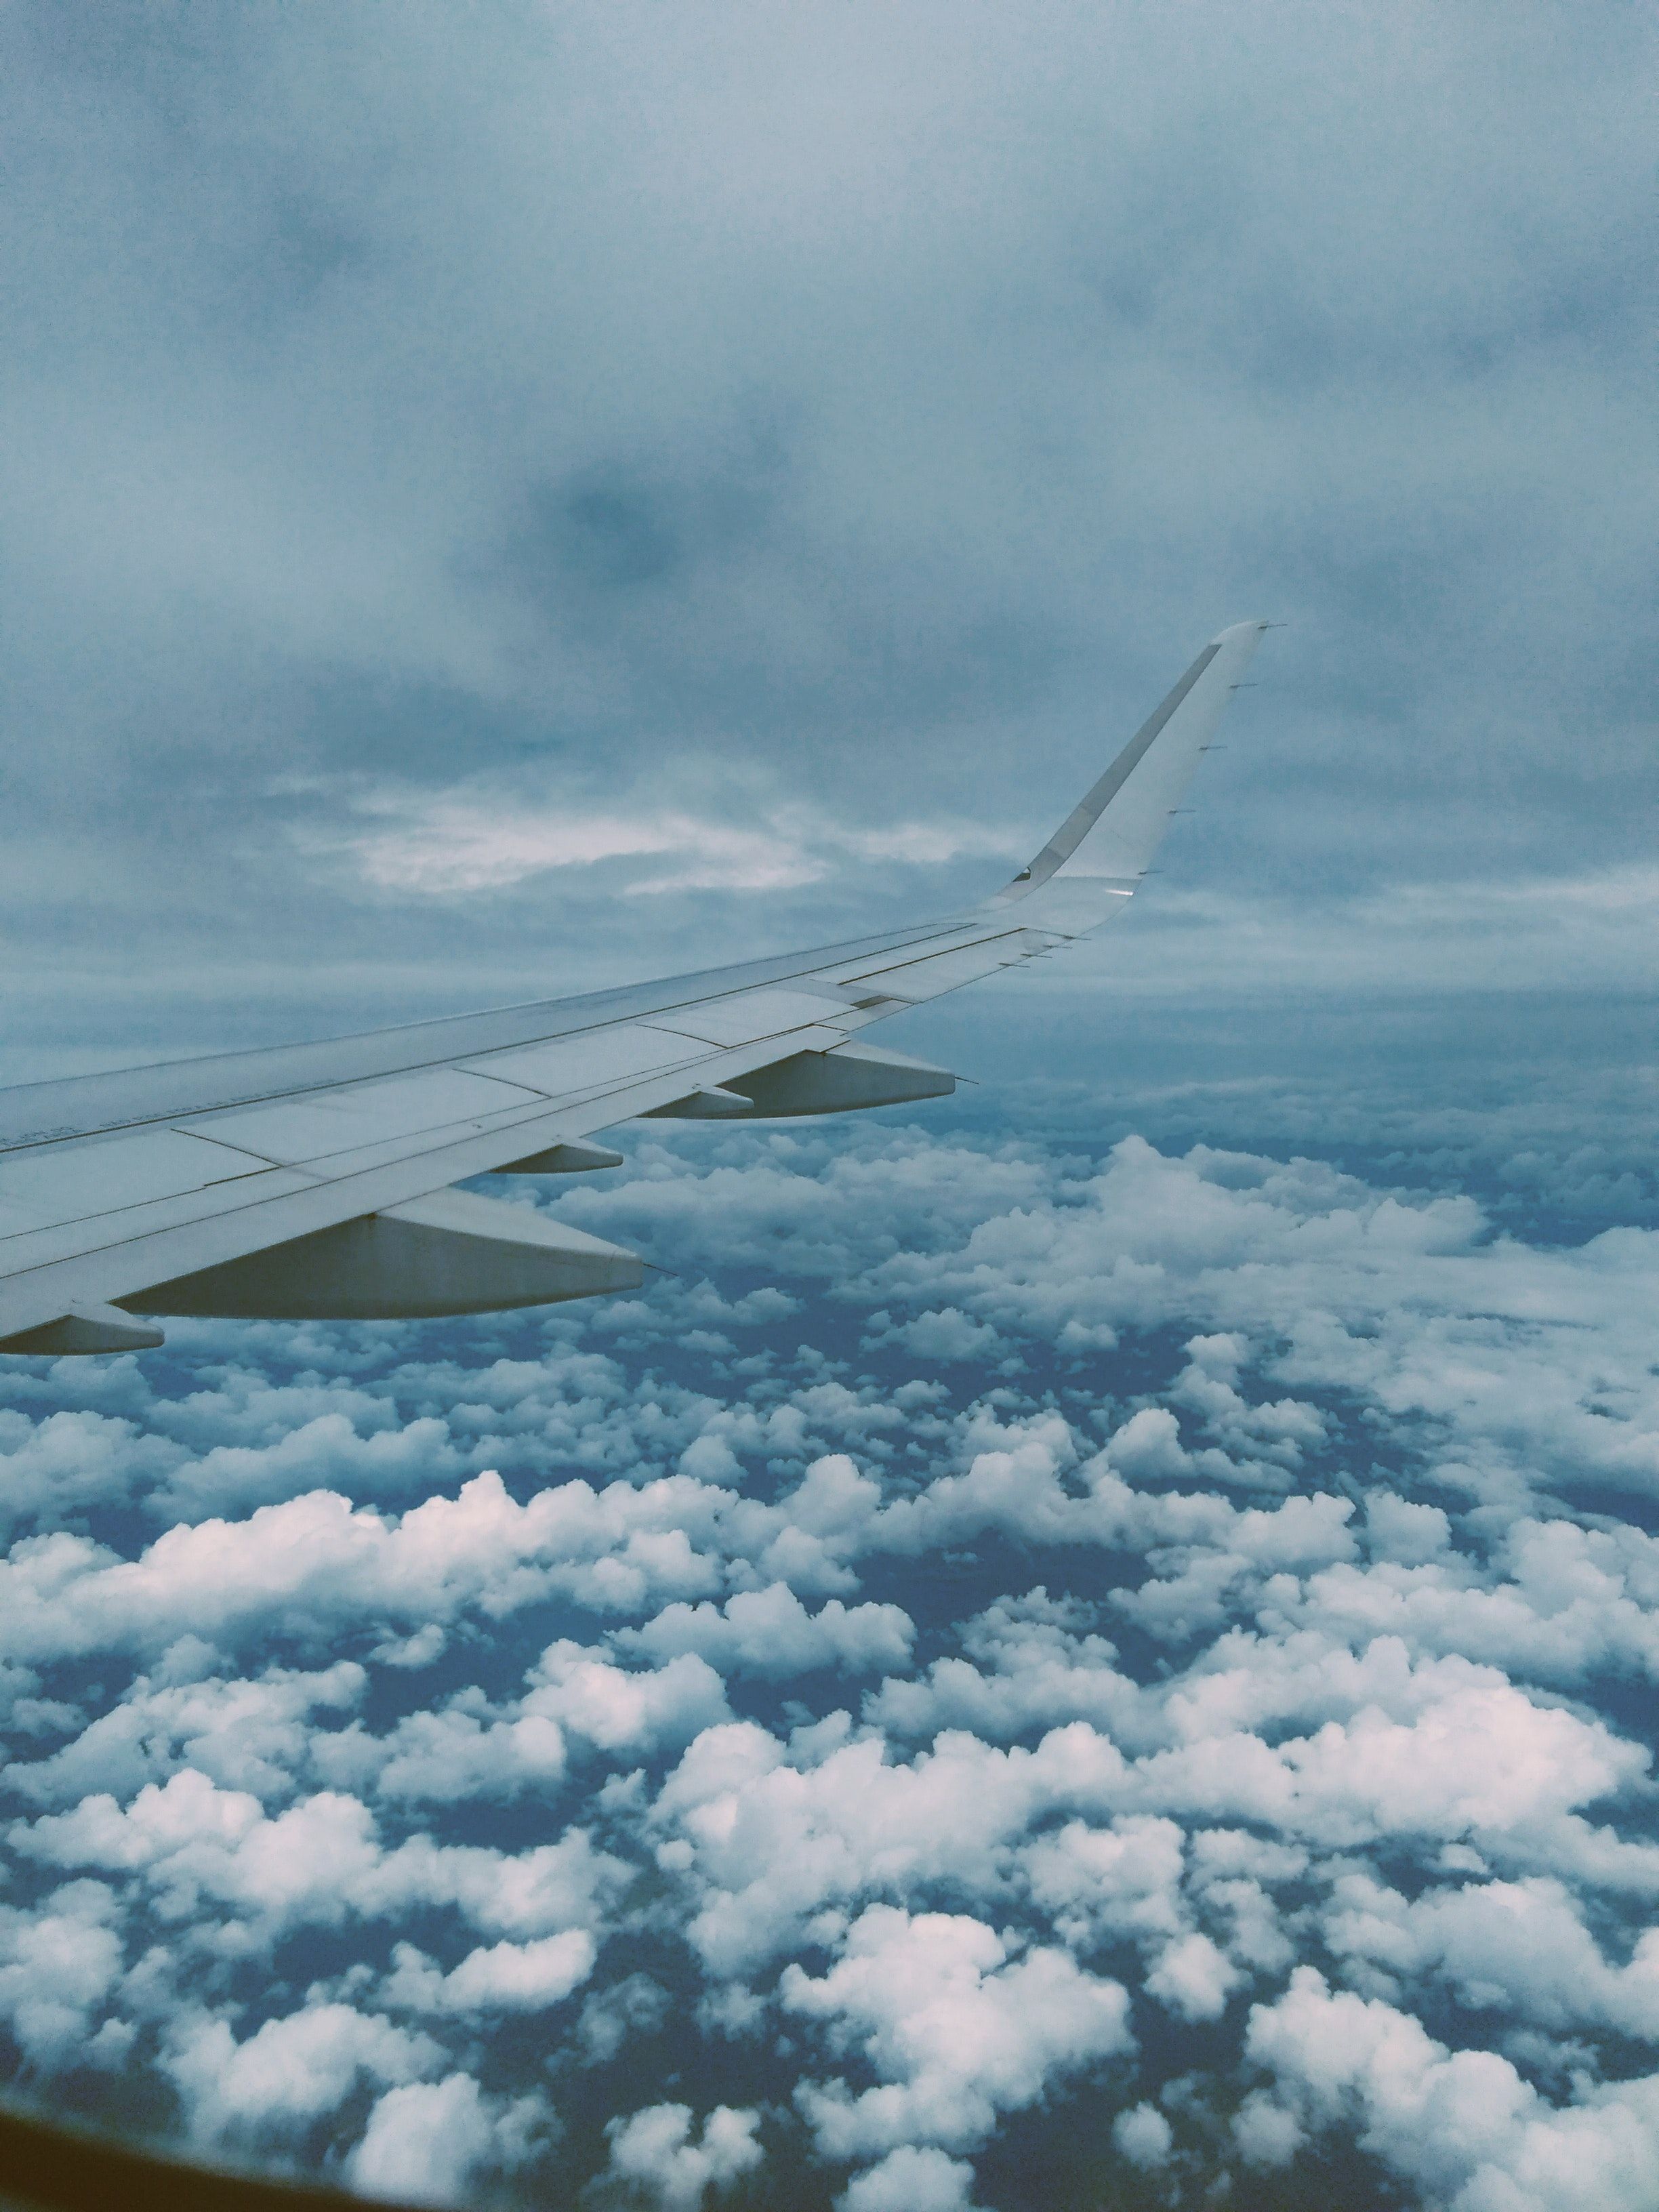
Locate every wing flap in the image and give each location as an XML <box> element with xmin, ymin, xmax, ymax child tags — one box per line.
<box><xmin>183</xmin><ymin>1066</ymin><xmax>544</xmax><ymax>1168</ymax></box>
<box><xmin>126</xmin><ymin>1189</ymin><xmax>644</xmax><ymax>1322</ymax></box>
<box><xmin>457</xmin><ymin>1023</ymin><xmax>705</xmax><ymax>1097</ymax></box>
<box><xmin>0</xmin><ymin>1020</ymin><xmax>847</xmax><ymax>1337</ymax></box>
<box><xmin>0</xmin><ymin>1126</ymin><xmax>270</xmax><ymax>1238</ymax></box>
<box><xmin>834</xmin><ymin>933</ymin><xmax>1033</xmax><ymax>1000</ymax></box>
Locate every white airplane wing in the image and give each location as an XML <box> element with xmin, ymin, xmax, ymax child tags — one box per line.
<box><xmin>0</xmin><ymin>622</ymin><xmax>1265</xmax><ymax>1355</ymax></box>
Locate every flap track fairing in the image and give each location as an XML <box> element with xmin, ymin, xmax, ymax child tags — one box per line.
<box><xmin>647</xmin><ymin>1040</ymin><xmax>955</xmax><ymax>1120</ymax></box>
<box><xmin>120</xmin><ymin>1189</ymin><xmax>642</xmax><ymax>1322</ymax></box>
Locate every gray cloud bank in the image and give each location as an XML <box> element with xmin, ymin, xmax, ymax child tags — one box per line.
<box><xmin>0</xmin><ymin>1</ymin><xmax>1650</xmax><ymax>1080</ymax></box>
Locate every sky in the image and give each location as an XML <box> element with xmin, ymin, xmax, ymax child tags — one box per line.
<box><xmin>1</xmin><ymin>4</ymin><xmax>1655</xmax><ymax>2209</ymax></box>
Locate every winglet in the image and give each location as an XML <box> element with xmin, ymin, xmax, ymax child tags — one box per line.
<box><xmin>991</xmin><ymin>621</ymin><xmax>1267</xmax><ymax>917</ymax></box>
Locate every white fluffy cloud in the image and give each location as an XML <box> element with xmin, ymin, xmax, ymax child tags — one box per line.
<box><xmin>785</xmin><ymin>1906</ymin><xmax>1132</xmax><ymax>2158</ymax></box>
<box><xmin>525</xmin><ymin>1644</ymin><xmax>732</xmax><ymax>1754</ymax></box>
<box><xmin>617</xmin><ymin>1585</ymin><xmax>914</xmax><ymax>1679</ymax></box>
<box><xmin>12</xmin><ymin>1769</ymin><xmax>628</xmax><ymax>1940</ymax></box>
<box><xmin>8</xmin><ymin>1659</ymin><xmax>365</xmax><ymax>1807</ymax></box>
<box><xmin>839</xmin><ymin>2144</ymin><xmax>983</xmax><ymax>2212</ymax></box>
<box><xmin>600</xmin><ymin>2102</ymin><xmax>764</xmax><ymax>2211</ymax></box>
<box><xmin>164</xmin><ymin>2001</ymin><xmax>439</xmax><ymax>2144</ymax></box>
<box><xmin>0</xmin><ymin>1881</ymin><xmax>125</xmax><ymax>2066</ymax></box>
<box><xmin>0</xmin><ymin>1469</ymin><xmax>735</xmax><ymax>1664</ymax></box>
<box><xmin>382</xmin><ymin>1931</ymin><xmax>597</xmax><ymax>2016</ymax></box>
<box><xmin>349</xmin><ymin>2073</ymin><xmax>551</xmax><ymax>2206</ymax></box>
<box><xmin>1112</xmin><ymin>2103</ymin><xmax>1172</xmax><ymax>2169</ymax></box>
<box><xmin>312</xmin><ymin>1700</ymin><xmax>567</xmax><ymax>1804</ymax></box>
<box><xmin>1322</xmin><ymin>1870</ymin><xmax>1659</xmax><ymax>2039</ymax></box>
<box><xmin>1246</xmin><ymin>1969</ymin><xmax>1659</xmax><ymax>2211</ymax></box>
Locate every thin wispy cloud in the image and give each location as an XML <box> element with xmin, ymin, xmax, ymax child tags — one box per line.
<box><xmin>321</xmin><ymin>789</ymin><xmax>1022</xmax><ymax>899</ymax></box>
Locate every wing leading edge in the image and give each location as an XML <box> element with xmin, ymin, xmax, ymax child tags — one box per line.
<box><xmin>0</xmin><ymin>622</ymin><xmax>1266</xmax><ymax>1353</ymax></box>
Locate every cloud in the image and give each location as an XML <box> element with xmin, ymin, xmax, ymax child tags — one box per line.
<box><xmin>0</xmin><ymin>1408</ymin><xmax>182</xmax><ymax>1534</ymax></box>
<box><xmin>600</xmin><ymin>2102</ymin><xmax>764</xmax><ymax>2211</ymax></box>
<box><xmin>312</xmin><ymin>1701</ymin><xmax>567</xmax><ymax>1805</ymax></box>
<box><xmin>12</xmin><ymin>1769</ymin><xmax>628</xmax><ymax>1942</ymax></box>
<box><xmin>1322</xmin><ymin>1870</ymin><xmax>1659</xmax><ymax>2040</ymax></box>
<box><xmin>865</xmin><ymin>1593</ymin><xmax>1143</xmax><ymax>1749</ymax></box>
<box><xmin>839</xmin><ymin>2145</ymin><xmax>983</xmax><ymax>2212</ymax></box>
<box><xmin>0</xmin><ymin>0</ymin><xmax>1648</xmax><ymax>1081</ymax></box>
<box><xmin>1144</xmin><ymin>1931</ymin><xmax>1241</xmax><ymax>2023</ymax></box>
<box><xmin>1021</xmin><ymin>1817</ymin><xmax>1187</xmax><ymax>1954</ymax></box>
<box><xmin>653</xmin><ymin>1721</ymin><xmax>1128</xmax><ymax>1977</ymax></box>
<box><xmin>617</xmin><ymin>1586</ymin><xmax>914</xmax><ymax>1681</ymax></box>
<box><xmin>1129</xmin><ymin>1664</ymin><xmax>1645</xmax><ymax>1849</ymax></box>
<box><xmin>4</xmin><ymin>1120</ymin><xmax>1659</xmax><ymax>2206</ymax></box>
<box><xmin>0</xmin><ymin>1469</ymin><xmax>737</xmax><ymax>1664</ymax></box>
<box><xmin>1111</xmin><ymin>2104</ymin><xmax>1172</xmax><ymax>2170</ymax></box>
<box><xmin>578</xmin><ymin>1973</ymin><xmax>673</xmax><ymax>2066</ymax></box>
<box><xmin>785</xmin><ymin>1906</ymin><xmax>1132</xmax><ymax>2158</ymax></box>
<box><xmin>382</xmin><ymin>1931</ymin><xmax>597</xmax><ymax>2018</ymax></box>
<box><xmin>1245</xmin><ymin>1968</ymin><xmax>1659</xmax><ymax>2212</ymax></box>
<box><xmin>525</xmin><ymin>1645</ymin><xmax>732</xmax><ymax>1755</ymax></box>
<box><xmin>6</xmin><ymin>1658</ymin><xmax>364</xmax><ymax>1807</ymax></box>
<box><xmin>0</xmin><ymin>1881</ymin><xmax>125</xmax><ymax>2065</ymax></box>
<box><xmin>349</xmin><ymin>2074</ymin><xmax>551</xmax><ymax>2207</ymax></box>
<box><xmin>329</xmin><ymin>787</ymin><xmax>1017</xmax><ymax>899</ymax></box>
<box><xmin>163</xmin><ymin>2001</ymin><xmax>439</xmax><ymax>2145</ymax></box>
<box><xmin>863</xmin><ymin>1311</ymin><xmax>1006</xmax><ymax>1365</ymax></box>
<box><xmin>146</xmin><ymin>1414</ymin><xmax>462</xmax><ymax>1523</ymax></box>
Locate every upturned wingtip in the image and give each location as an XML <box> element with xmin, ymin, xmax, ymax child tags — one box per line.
<box><xmin>1210</xmin><ymin>618</ymin><xmax>1271</xmax><ymax>645</ymax></box>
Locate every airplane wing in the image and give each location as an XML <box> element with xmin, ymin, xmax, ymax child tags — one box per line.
<box><xmin>0</xmin><ymin>622</ymin><xmax>1265</xmax><ymax>1355</ymax></box>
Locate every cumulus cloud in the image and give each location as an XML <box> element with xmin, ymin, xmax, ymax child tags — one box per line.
<box><xmin>653</xmin><ymin>1721</ymin><xmax>1130</xmax><ymax>1977</ymax></box>
<box><xmin>12</xmin><ymin>1769</ymin><xmax>628</xmax><ymax>1941</ymax></box>
<box><xmin>1145</xmin><ymin>1931</ymin><xmax>1241</xmax><ymax>2023</ymax></box>
<box><xmin>382</xmin><ymin>1932</ymin><xmax>597</xmax><ymax>2017</ymax></box>
<box><xmin>600</xmin><ymin>2102</ymin><xmax>764</xmax><ymax>2211</ymax></box>
<box><xmin>6</xmin><ymin>1658</ymin><xmax>364</xmax><ymax>1807</ymax></box>
<box><xmin>617</xmin><ymin>1586</ymin><xmax>914</xmax><ymax>1680</ymax></box>
<box><xmin>0</xmin><ymin>1882</ymin><xmax>125</xmax><ymax>2066</ymax></box>
<box><xmin>785</xmin><ymin>1906</ymin><xmax>1132</xmax><ymax>2158</ymax></box>
<box><xmin>1245</xmin><ymin>1969</ymin><xmax>1659</xmax><ymax>2211</ymax></box>
<box><xmin>525</xmin><ymin>1645</ymin><xmax>732</xmax><ymax>1755</ymax></box>
<box><xmin>164</xmin><ymin>2001</ymin><xmax>439</xmax><ymax>2145</ymax></box>
<box><xmin>863</xmin><ymin>1310</ymin><xmax>1006</xmax><ymax>1365</ymax></box>
<box><xmin>1111</xmin><ymin>2104</ymin><xmax>1172</xmax><ymax>2169</ymax></box>
<box><xmin>312</xmin><ymin>1700</ymin><xmax>567</xmax><ymax>1805</ymax></box>
<box><xmin>0</xmin><ymin>1469</ymin><xmax>737</xmax><ymax>1665</ymax></box>
<box><xmin>349</xmin><ymin>2074</ymin><xmax>551</xmax><ymax>2206</ymax></box>
<box><xmin>1322</xmin><ymin>1870</ymin><xmax>1659</xmax><ymax>2039</ymax></box>
<box><xmin>839</xmin><ymin>2144</ymin><xmax>983</xmax><ymax>2212</ymax></box>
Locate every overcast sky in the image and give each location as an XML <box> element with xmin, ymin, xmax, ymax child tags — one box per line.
<box><xmin>1</xmin><ymin>0</ymin><xmax>1650</xmax><ymax>1081</ymax></box>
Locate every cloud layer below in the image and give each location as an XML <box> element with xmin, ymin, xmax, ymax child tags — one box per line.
<box><xmin>4</xmin><ymin>1113</ymin><xmax>1659</xmax><ymax>2209</ymax></box>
